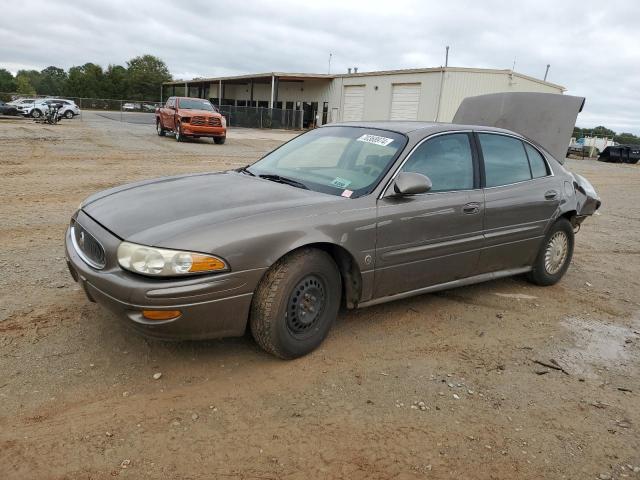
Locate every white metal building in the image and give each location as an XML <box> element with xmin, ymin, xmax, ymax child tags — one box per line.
<box><xmin>163</xmin><ymin>67</ymin><xmax>565</xmax><ymax>128</ymax></box>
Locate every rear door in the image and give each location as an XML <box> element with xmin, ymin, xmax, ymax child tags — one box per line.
<box><xmin>374</xmin><ymin>132</ymin><xmax>484</xmax><ymax>298</ymax></box>
<box><xmin>475</xmin><ymin>132</ymin><xmax>561</xmax><ymax>273</ymax></box>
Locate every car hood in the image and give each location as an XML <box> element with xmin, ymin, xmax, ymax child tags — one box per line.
<box><xmin>82</xmin><ymin>171</ymin><xmax>340</xmax><ymax>246</ymax></box>
<box><xmin>177</xmin><ymin>108</ymin><xmax>221</xmax><ymax>117</ymax></box>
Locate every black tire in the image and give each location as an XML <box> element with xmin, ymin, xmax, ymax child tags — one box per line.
<box><xmin>156</xmin><ymin>119</ymin><xmax>165</xmax><ymax>136</ymax></box>
<box><xmin>31</xmin><ymin>109</ymin><xmax>42</xmax><ymax>118</ymax></box>
<box><xmin>175</xmin><ymin>121</ymin><xmax>183</xmax><ymax>142</ymax></box>
<box><xmin>213</xmin><ymin>136</ymin><xmax>226</xmax><ymax>145</ymax></box>
<box><xmin>250</xmin><ymin>248</ymin><xmax>341</xmax><ymax>359</ymax></box>
<box><xmin>527</xmin><ymin>218</ymin><xmax>574</xmax><ymax>286</ymax></box>
<box><xmin>64</xmin><ymin>110</ymin><xmax>74</xmax><ymax>119</ymax></box>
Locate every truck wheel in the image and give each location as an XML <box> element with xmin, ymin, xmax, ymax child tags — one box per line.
<box><xmin>156</xmin><ymin>119</ymin><xmax>165</xmax><ymax>136</ymax></box>
<box><xmin>213</xmin><ymin>136</ymin><xmax>226</xmax><ymax>145</ymax></box>
<box><xmin>174</xmin><ymin>122</ymin><xmax>183</xmax><ymax>142</ymax></box>
<box><xmin>527</xmin><ymin>218</ymin><xmax>574</xmax><ymax>286</ymax></box>
<box><xmin>250</xmin><ymin>248</ymin><xmax>341</xmax><ymax>359</ymax></box>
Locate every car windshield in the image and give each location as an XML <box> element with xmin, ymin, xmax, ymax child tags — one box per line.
<box><xmin>247</xmin><ymin>126</ymin><xmax>407</xmax><ymax>197</ymax></box>
<box><xmin>178</xmin><ymin>99</ymin><xmax>214</xmax><ymax>111</ymax></box>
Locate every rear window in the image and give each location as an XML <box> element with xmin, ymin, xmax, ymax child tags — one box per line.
<box><xmin>524</xmin><ymin>144</ymin><xmax>549</xmax><ymax>178</ymax></box>
<box><xmin>479</xmin><ymin>134</ymin><xmax>531</xmax><ymax>187</ymax></box>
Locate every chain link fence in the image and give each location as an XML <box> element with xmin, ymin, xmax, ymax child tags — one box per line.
<box><xmin>218</xmin><ymin>105</ymin><xmax>303</xmax><ymax>130</ymax></box>
<box><xmin>2</xmin><ymin>92</ymin><xmax>304</xmax><ymax>129</ymax></box>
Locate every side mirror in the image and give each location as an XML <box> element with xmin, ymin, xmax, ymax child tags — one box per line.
<box><xmin>390</xmin><ymin>172</ymin><xmax>432</xmax><ymax>196</ymax></box>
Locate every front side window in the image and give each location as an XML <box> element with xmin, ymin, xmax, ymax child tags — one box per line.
<box><xmin>166</xmin><ymin>98</ymin><xmax>175</xmax><ymax>108</ymax></box>
<box><xmin>479</xmin><ymin>133</ymin><xmax>531</xmax><ymax>187</ymax></box>
<box><xmin>524</xmin><ymin>143</ymin><xmax>549</xmax><ymax>178</ymax></box>
<box><xmin>401</xmin><ymin>133</ymin><xmax>474</xmax><ymax>192</ymax></box>
<box><xmin>248</xmin><ymin>126</ymin><xmax>407</xmax><ymax>197</ymax></box>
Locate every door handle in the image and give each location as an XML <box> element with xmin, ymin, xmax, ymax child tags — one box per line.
<box><xmin>462</xmin><ymin>202</ymin><xmax>480</xmax><ymax>214</ymax></box>
<box><xmin>544</xmin><ymin>190</ymin><xmax>558</xmax><ymax>200</ymax></box>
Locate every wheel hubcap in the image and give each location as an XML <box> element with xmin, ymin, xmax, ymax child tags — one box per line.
<box><xmin>286</xmin><ymin>275</ymin><xmax>326</xmax><ymax>337</ymax></box>
<box><xmin>544</xmin><ymin>231</ymin><xmax>568</xmax><ymax>275</ymax></box>
<box><xmin>175</xmin><ymin>126</ymin><xmax>180</xmax><ymax>139</ymax></box>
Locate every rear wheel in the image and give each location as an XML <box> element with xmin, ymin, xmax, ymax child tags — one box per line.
<box><xmin>213</xmin><ymin>136</ymin><xmax>226</xmax><ymax>145</ymax></box>
<box><xmin>64</xmin><ymin>110</ymin><xmax>74</xmax><ymax>119</ymax></box>
<box><xmin>250</xmin><ymin>249</ymin><xmax>341</xmax><ymax>359</ymax></box>
<box><xmin>156</xmin><ymin>119</ymin><xmax>165</xmax><ymax>136</ymax></box>
<box><xmin>527</xmin><ymin>218</ymin><xmax>574</xmax><ymax>286</ymax></box>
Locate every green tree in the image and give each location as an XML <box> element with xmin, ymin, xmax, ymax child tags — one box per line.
<box><xmin>16</xmin><ymin>69</ymin><xmax>42</xmax><ymax>93</ymax></box>
<box><xmin>64</xmin><ymin>63</ymin><xmax>105</xmax><ymax>98</ymax></box>
<box><xmin>614</xmin><ymin>133</ymin><xmax>640</xmax><ymax>145</ymax></box>
<box><xmin>15</xmin><ymin>75</ymin><xmax>36</xmax><ymax>95</ymax></box>
<box><xmin>0</xmin><ymin>68</ymin><xmax>15</xmax><ymax>92</ymax></box>
<box><xmin>103</xmin><ymin>64</ymin><xmax>129</xmax><ymax>99</ymax></box>
<box><xmin>38</xmin><ymin>66</ymin><xmax>67</xmax><ymax>95</ymax></box>
<box><xmin>126</xmin><ymin>54</ymin><xmax>172</xmax><ymax>101</ymax></box>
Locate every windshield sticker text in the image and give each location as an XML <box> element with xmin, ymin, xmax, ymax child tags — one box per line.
<box><xmin>331</xmin><ymin>177</ymin><xmax>352</xmax><ymax>189</ymax></box>
<box><xmin>357</xmin><ymin>134</ymin><xmax>394</xmax><ymax>146</ymax></box>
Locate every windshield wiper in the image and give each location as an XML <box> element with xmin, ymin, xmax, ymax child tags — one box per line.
<box><xmin>258</xmin><ymin>174</ymin><xmax>309</xmax><ymax>190</ymax></box>
<box><xmin>237</xmin><ymin>165</ymin><xmax>255</xmax><ymax>176</ymax></box>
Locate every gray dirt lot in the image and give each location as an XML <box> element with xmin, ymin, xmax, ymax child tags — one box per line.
<box><xmin>0</xmin><ymin>112</ymin><xmax>639</xmax><ymax>479</ymax></box>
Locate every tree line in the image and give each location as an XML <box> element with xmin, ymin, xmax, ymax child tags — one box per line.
<box><xmin>573</xmin><ymin>126</ymin><xmax>640</xmax><ymax>146</ymax></box>
<box><xmin>0</xmin><ymin>55</ymin><xmax>172</xmax><ymax>101</ymax></box>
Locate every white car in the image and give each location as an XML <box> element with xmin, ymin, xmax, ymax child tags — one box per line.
<box><xmin>24</xmin><ymin>98</ymin><xmax>81</xmax><ymax>119</ymax></box>
<box><xmin>122</xmin><ymin>102</ymin><xmax>141</xmax><ymax>111</ymax></box>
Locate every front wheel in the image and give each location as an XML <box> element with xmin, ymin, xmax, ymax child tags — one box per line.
<box><xmin>250</xmin><ymin>249</ymin><xmax>341</xmax><ymax>359</ymax></box>
<box><xmin>213</xmin><ymin>136</ymin><xmax>226</xmax><ymax>145</ymax></box>
<box><xmin>31</xmin><ymin>109</ymin><xmax>42</xmax><ymax>118</ymax></box>
<box><xmin>527</xmin><ymin>218</ymin><xmax>574</xmax><ymax>286</ymax></box>
<box><xmin>174</xmin><ymin>122</ymin><xmax>183</xmax><ymax>142</ymax></box>
<box><xmin>156</xmin><ymin>119</ymin><xmax>165</xmax><ymax>136</ymax></box>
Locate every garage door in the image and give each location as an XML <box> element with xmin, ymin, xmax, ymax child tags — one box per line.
<box><xmin>390</xmin><ymin>83</ymin><xmax>421</xmax><ymax>121</ymax></box>
<box><xmin>342</xmin><ymin>85</ymin><xmax>365</xmax><ymax>121</ymax></box>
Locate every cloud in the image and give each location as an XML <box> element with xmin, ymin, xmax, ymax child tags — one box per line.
<box><xmin>1</xmin><ymin>0</ymin><xmax>638</xmax><ymax>133</ymax></box>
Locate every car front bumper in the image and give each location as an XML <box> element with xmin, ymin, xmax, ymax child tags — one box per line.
<box><xmin>65</xmin><ymin>211</ymin><xmax>264</xmax><ymax>340</ymax></box>
<box><xmin>181</xmin><ymin>124</ymin><xmax>226</xmax><ymax>138</ymax></box>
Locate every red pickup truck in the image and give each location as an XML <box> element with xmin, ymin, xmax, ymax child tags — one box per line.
<box><xmin>156</xmin><ymin>96</ymin><xmax>226</xmax><ymax>144</ymax></box>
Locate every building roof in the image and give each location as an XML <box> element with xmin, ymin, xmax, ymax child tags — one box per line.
<box><xmin>164</xmin><ymin>66</ymin><xmax>565</xmax><ymax>91</ymax></box>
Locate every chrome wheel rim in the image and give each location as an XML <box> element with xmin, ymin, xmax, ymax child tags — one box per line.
<box><xmin>156</xmin><ymin>122</ymin><xmax>161</xmax><ymax>134</ymax></box>
<box><xmin>544</xmin><ymin>231</ymin><xmax>568</xmax><ymax>275</ymax></box>
<box><xmin>175</xmin><ymin>125</ymin><xmax>180</xmax><ymax>140</ymax></box>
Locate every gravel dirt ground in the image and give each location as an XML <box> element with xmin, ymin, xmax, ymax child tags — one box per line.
<box><xmin>0</xmin><ymin>112</ymin><xmax>639</xmax><ymax>480</ymax></box>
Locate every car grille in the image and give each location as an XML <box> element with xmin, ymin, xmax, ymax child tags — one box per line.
<box><xmin>191</xmin><ymin>116</ymin><xmax>222</xmax><ymax>127</ymax></box>
<box><xmin>71</xmin><ymin>221</ymin><xmax>106</xmax><ymax>269</ymax></box>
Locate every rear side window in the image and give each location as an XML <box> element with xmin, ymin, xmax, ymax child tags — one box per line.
<box><xmin>524</xmin><ymin>144</ymin><xmax>549</xmax><ymax>178</ymax></box>
<box><xmin>401</xmin><ymin>133</ymin><xmax>474</xmax><ymax>192</ymax></box>
<box><xmin>478</xmin><ymin>134</ymin><xmax>531</xmax><ymax>187</ymax></box>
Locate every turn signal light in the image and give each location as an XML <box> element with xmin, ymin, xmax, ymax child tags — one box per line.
<box><xmin>190</xmin><ymin>254</ymin><xmax>227</xmax><ymax>272</ymax></box>
<box><xmin>142</xmin><ymin>310</ymin><xmax>181</xmax><ymax>321</ymax></box>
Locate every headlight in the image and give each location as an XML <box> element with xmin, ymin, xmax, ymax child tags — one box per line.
<box><xmin>117</xmin><ymin>241</ymin><xmax>228</xmax><ymax>276</ymax></box>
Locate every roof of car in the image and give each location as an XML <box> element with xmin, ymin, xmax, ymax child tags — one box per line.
<box><xmin>324</xmin><ymin>121</ymin><xmax>517</xmax><ymax>136</ymax></box>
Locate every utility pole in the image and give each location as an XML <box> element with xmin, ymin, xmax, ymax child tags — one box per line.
<box><xmin>328</xmin><ymin>53</ymin><xmax>332</xmax><ymax>74</ymax></box>
<box><xmin>543</xmin><ymin>64</ymin><xmax>551</xmax><ymax>81</ymax></box>
<box><xmin>445</xmin><ymin>46</ymin><xmax>449</xmax><ymax>67</ymax></box>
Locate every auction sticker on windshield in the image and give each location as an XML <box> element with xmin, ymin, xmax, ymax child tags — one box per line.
<box><xmin>357</xmin><ymin>134</ymin><xmax>394</xmax><ymax>146</ymax></box>
<box><xmin>331</xmin><ymin>177</ymin><xmax>352</xmax><ymax>189</ymax></box>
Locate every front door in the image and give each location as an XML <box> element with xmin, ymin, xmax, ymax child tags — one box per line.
<box><xmin>476</xmin><ymin>133</ymin><xmax>562</xmax><ymax>273</ymax></box>
<box><xmin>374</xmin><ymin>132</ymin><xmax>484</xmax><ymax>298</ymax></box>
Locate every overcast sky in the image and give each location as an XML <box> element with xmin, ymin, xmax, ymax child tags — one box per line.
<box><xmin>1</xmin><ymin>0</ymin><xmax>639</xmax><ymax>133</ymax></box>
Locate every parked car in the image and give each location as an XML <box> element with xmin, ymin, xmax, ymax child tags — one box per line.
<box><xmin>65</xmin><ymin>93</ymin><xmax>600</xmax><ymax>359</ymax></box>
<box><xmin>8</xmin><ymin>98</ymin><xmax>35</xmax><ymax>107</ymax></box>
<box><xmin>0</xmin><ymin>100</ymin><xmax>20</xmax><ymax>116</ymax></box>
<box><xmin>156</xmin><ymin>96</ymin><xmax>226</xmax><ymax>144</ymax></box>
<box><xmin>122</xmin><ymin>103</ymin><xmax>141</xmax><ymax>111</ymax></box>
<box><xmin>25</xmin><ymin>98</ymin><xmax>80</xmax><ymax>119</ymax></box>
